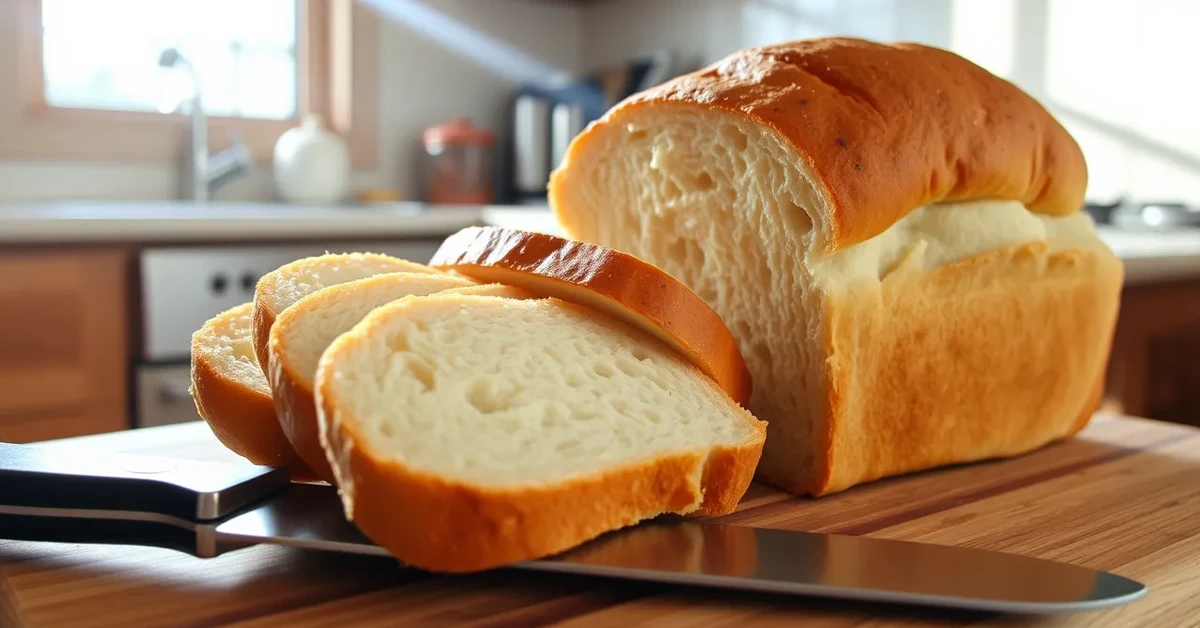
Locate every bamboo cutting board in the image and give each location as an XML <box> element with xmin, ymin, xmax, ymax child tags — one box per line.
<box><xmin>2</xmin><ymin>413</ymin><xmax>1198</xmax><ymax>627</ymax></box>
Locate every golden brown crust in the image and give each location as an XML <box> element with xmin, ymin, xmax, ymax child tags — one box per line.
<box><xmin>428</xmin><ymin>226</ymin><xmax>754</xmax><ymax>405</ymax></box>
<box><xmin>267</xmin><ymin>337</ymin><xmax>335</xmax><ymax>483</ymax></box>
<box><xmin>697</xmin><ymin>442</ymin><xmax>763</xmax><ymax>515</ymax></box>
<box><xmin>191</xmin><ymin>351</ymin><xmax>291</xmax><ymax>466</ymax></box>
<box><xmin>190</xmin><ymin>305</ymin><xmax>313</xmax><ymax>478</ymax></box>
<box><xmin>565</xmin><ymin>37</ymin><xmax>1087</xmax><ymax>253</ymax></box>
<box><xmin>761</xmin><ymin>241</ymin><xmax>1123</xmax><ymax>496</ymax></box>
<box><xmin>251</xmin><ymin>297</ymin><xmax>276</xmax><ymax>380</ymax></box>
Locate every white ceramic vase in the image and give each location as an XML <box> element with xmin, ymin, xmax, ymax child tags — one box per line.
<box><xmin>273</xmin><ymin>114</ymin><xmax>350</xmax><ymax>205</ymax></box>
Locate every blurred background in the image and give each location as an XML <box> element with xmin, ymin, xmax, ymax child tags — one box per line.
<box><xmin>0</xmin><ymin>0</ymin><xmax>1196</xmax><ymax>443</ymax></box>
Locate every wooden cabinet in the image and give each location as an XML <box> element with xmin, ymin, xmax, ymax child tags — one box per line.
<box><xmin>1106</xmin><ymin>277</ymin><xmax>1200</xmax><ymax>427</ymax></box>
<box><xmin>0</xmin><ymin>248</ymin><xmax>130</xmax><ymax>442</ymax></box>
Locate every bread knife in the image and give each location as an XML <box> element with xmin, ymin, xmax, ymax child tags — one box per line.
<box><xmin>0</xmin><ymin>442</ymin><xmax>1146</xmax><ymax>615</ymax></box>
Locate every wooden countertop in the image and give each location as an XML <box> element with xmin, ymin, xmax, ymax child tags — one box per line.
<box><xmin>3</xmin><ymin>413</ymin><xmax>1199</xmax><ymax>627</ymax></box>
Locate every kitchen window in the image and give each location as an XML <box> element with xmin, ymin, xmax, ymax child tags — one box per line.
<box><xmin>41</xmin><ymin>0</ymin><xmax>300</xmax><ymax>120</ymax></box>
<box><xmin>0</xmin><ymin>0</ymin><xmax>379</xmax><ymax>167</ymax></box>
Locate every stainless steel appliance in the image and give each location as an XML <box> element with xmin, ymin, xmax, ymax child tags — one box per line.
<box><xmin>1111</xmin><ymin>201</ymin><xmax>1200</xmax><ymax>230</ymax></box>
<box><xmin>135</xmin><ymin>240</ymin><xmax>444</xmax><ymax>428</ymax></box>
<box><xmin>0</xmin><ymin>442</ymin><xmax>1148</xmax><ymax>614</ymax></box>
<box><xmin>551</xmin><ymin>102</ymin><xmax>585</xmax><ymax>171</ymax></box>
<box><xmin>507</xmin><ymin>51</ymin><xmax>680</xmax><ymax>203</ymax></box>
<box><xmin>512</xmin><ymin>94</ymin><xmax>552</xmax><ymax>199</ymax></box>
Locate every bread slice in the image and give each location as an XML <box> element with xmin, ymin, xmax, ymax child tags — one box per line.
<box><xmin>429</xmin><ymin>226</ymin><xmax>752</xmax><ymax>405</ymax></box>
<box><xmin>190</xmin><ymin>303</ymin><xmax>310</xmax><ymax>476</ymax></box>
<box><xmin>316</xmin><ymin>294</ymin><xmax>766</xmax><ymax>573</ymax></box>
<box><xmin>267</xmin><ymin>271</ymin><xmax>486</xmax><ymax>482</ymax></box>
<box><xmin>549</xmin><ymin>39</ymin><xmax>1123</xmax><ymax>496</ymax></box>
<box><xmin>252</xmin><ymin>253</ymin><xmax>441</xmax><ymax>372</ymax></box>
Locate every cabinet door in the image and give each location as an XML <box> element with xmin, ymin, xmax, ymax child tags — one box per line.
<box><xmin>0</xmin><ymin>249</ymin><xmax>129</xmax><ymax>441</ymax></box>
<box><xmin>1106</xmin><ymin>277</ymin><xmax>1200</xmax><ymax>426</ymax></box>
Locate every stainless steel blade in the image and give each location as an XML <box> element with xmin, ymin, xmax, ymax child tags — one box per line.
<box><xmin>213</xmin><ymin>484</ymin><xmax>1146</xmax><ymax>614</ymax></box>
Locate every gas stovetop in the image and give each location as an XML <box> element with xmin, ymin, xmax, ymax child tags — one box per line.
<box><xmin>1086</xmin><ymin>201</ymin><xmax>1200</xmax><ymax>231</ymax></box>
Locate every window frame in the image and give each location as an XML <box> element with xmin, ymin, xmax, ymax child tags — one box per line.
<box><xmin>0</xmin><ymin>0</ymin><xmax>378</xmax><ymax>169</ymax></box>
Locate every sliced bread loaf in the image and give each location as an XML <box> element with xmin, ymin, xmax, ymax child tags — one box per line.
<box><xmin>548</xmin><ymin>40</ymin><xmax>1122</xmax><ymax>495</ymax></box>
<box><xmin>267</xmin><ymin>271</ymin><xmax>485</xmax><ymax>481</ymax></box>
<box><xmin>190</xmin><ymin>303</ymin><xmax>310</xmax><ymax>476</ymax></box>
<box><xmin>252</xmin><ymin>253</ymin><xmax>440</xmax><ymax>372</ymax></box>
<box><xmin>429</xmin><ymin>226</ymin><xmax>753</xmax><ymax>405</ymax></box>
<box><xmin>315</xmin><ymin>293</ymin><xmax>766</xmax><ymax>573</ymax></box>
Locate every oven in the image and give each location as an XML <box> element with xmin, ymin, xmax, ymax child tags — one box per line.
<box><xmin>135</xmin><ymin>240</ymin><xmax>445</xmax><ymax>428</ymax></box>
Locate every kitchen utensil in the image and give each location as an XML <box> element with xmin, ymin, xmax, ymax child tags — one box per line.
<box><xmin>421</xmin><ymin>117</ymin><xmax>494</xmax><ymax>205</ymax></box>
<box><xmin>273</xmin><ymin>114</ymin><xmax>350</xmax><ymax>204</ymax></box>
<box><xmin>0</xmin><ymin>442</ymin><xmax>1146</xmax><ymax>615</ymax></box>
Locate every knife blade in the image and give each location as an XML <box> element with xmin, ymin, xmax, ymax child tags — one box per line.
<box><xmin>0</xmin><ymin>442</ymin><xmax>1146</xmax><ymax>614</ymax></box>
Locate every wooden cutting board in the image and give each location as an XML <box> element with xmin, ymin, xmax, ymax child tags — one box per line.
<box><xmin>2</xmin><ymin>413</ymin><xmax>1198</xmax><ymax>627</ymax></box>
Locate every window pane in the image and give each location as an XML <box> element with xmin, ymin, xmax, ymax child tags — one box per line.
<box><xmin>1135</xmin><ymin>0</ymin><xmax>1200</xmax><ymax>161</ymax></box>
<box><xmin>236</xmin><ymin>52</ymin><xmax>298</xmax><ymax>120</ymax></box>
<box><xmin>40</xmin><ymin>0</ymin><xmax>298</xmax><ymax>120</ymax></box>
<box><xmin>1046</xmin><ymin>0</ymin><xmax>1138</xmax><ymax>130</ymax></box>
<box><xmin>1045</xmin><ymin>0</ymin><xmax>1200</xmax><ymax>203</ymax></box>
<box><xmin>950</xmin><ymin>0</ymin><xmax>1016</xmax><ymax>79</ymax></box>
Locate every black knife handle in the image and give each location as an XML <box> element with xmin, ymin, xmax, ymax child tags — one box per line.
<box><xmin>0</xmin><ymin>511</ymin><xmax>212</xmax><ymax>557</ymax></box>
<box><xmin>0</xmin><ymin>441</ymin><xmax>289</xmax><ymax>522</ymax></box>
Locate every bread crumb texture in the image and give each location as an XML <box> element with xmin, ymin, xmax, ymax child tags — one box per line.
<box><xmin>193</xmin><ymin>303</ymin><xmax>268</xmax><ymax>394</ymax></box>
<box><xmin>326</xmin><ymin>296</ymin><xmax>759</xmax><ymax>486</ymax></box>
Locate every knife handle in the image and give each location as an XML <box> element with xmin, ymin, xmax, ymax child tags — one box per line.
<box><xmin>0</xmin><ymin>441</ymin><xmax>289</xmax><ymax>521</ymax></box>
<box><xmin>0</xmin><ymin>510</ymin><xmax>215</xmax><ymax>557</ymax></box>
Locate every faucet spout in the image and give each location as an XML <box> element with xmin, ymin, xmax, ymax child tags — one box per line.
<box><xmin>160</xmin><ymin>47</ymin><xmax>254</xmax><ymax>203</ymax></box>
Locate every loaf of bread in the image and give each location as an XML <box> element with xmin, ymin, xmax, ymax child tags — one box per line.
<box><xmin>316</xmin><ymin>293</ymin><xmax>765</xmax><ymax>572</ymax></box>
<box><xmin>549</xmin><ymin>37</ymin><xmax>1124</xmax><ymax>495</ymax></box>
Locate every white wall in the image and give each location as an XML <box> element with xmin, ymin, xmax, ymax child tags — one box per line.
<box><xmin>582</xmin><ymin>0</ymin><xmax>951</xmax><ymax>75</ymax></box>
<box><xmin>0</xmin><ymin>0</ymin><xmax>582</xmax><ymax>204</ymax></box>
<box><xmin>581</xmin><ymin>0</ymin><xmax>1200</xmax><ymax>205</ymax></box>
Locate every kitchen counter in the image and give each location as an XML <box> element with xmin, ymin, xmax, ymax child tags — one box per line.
<box><xmin>1</xmin><ymin>202</ymin><xmax>1197</xmax><ymax>284</ymax></box>
<box><xmin>0</xmin><ymin>201</ymin><xmax>492</xmax><ymax>243</ymax></box>
<box><xmin>1097</xmin><ymin>225</ymin><xmax>1200</xmax><ymax>285</ymax></box>
<box><xmin>3</xmin><ymin>413</ymin><xmax>1198</xmax><ymax>626</ymax></box>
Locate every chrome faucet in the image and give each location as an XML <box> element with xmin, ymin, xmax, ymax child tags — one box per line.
<box><xmin>158</xmin><ymin>47</ymin><xmax>253</xmax><ymax>202</ymax></box>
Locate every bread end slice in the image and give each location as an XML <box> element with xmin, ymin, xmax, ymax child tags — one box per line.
<box><xmin>190</xmin><ymin>303</ymin><xmax>311</xmax><ymax>477</ymax></box>
<box><xmin>316</xmin><ymin>294</ymin><xmax>764</xmax><ymax>572</ymax></box>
